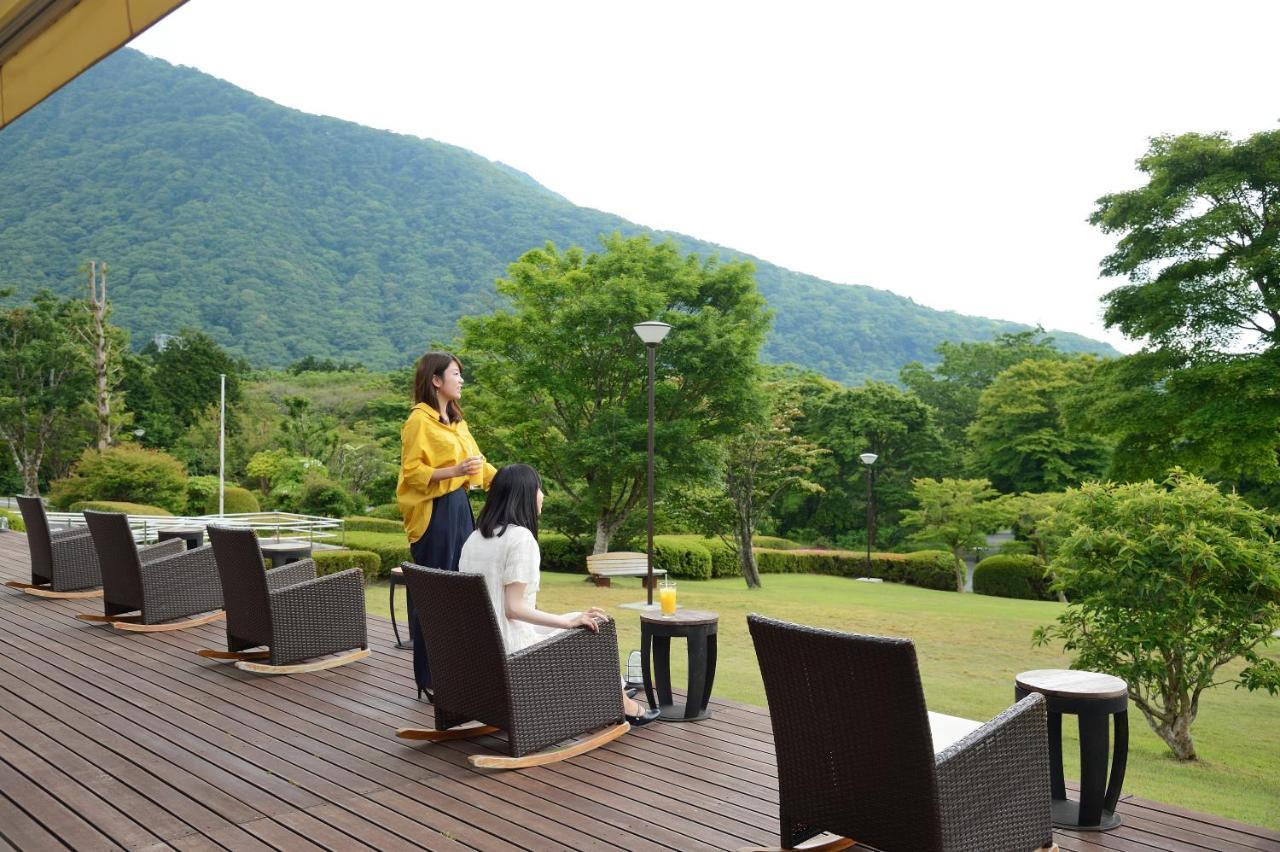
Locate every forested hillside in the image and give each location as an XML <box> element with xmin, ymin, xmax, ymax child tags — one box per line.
<box><xmin>0</xmin><ymin>49</ymin><xmax>1115</xmax><ymax>382</ymax></box>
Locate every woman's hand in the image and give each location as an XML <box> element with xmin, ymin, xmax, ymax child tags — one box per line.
<box><xmin>455</xmin><ymin>456</ymin><xmax>483</xmax><ymax>478</ymax></box>
<box><xmin>569</xmin><ymin>607</ymin><xmax>609</xmax><ymax>632</ymax></box>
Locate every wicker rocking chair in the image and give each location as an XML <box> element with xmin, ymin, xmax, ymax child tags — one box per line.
<box><xmin>5</xmin><ymin>495</ymin><xmax>102</xmax><ymax>599</ymax></box>
<box><xmin>395</xmin><ymin>564</ymin><xmax>629</xmax><ymax>769</ymax></box>
<box><xmin>744</xmin><ymin>614</ymin><xmax>1057</xmax><ymax>852</ymax></box>
<box><xmin>197</xmin><ymin>525</ymin><xmax>369</xmax><ymax>674</ymax></box>
<box><xmin>77</xmin><ymin>510</ymin><xmax>224</xmax><ymax>632</ymax></box>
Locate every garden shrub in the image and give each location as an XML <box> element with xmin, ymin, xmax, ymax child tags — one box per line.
<box><xmin>661</xmin><ymin>534</ymin><xmax>738</xmax><ymax>578</ymax></box>
<box><xmin>313</xmin><ymin>549</ymin><xmax>381</xmax><ymax>584</ymax></box>
<box><xmin>69</xmin><ymin>500</ymin><xmax>173</xmax><ymax>516</ymax></box>
<box><xmin>541</xmin><ymin>532</ymin><xmax>592</xmax><ymax>573</ymax></box>
<box><xmin>50</xmin><ymin>446</ymin><xmax>187</xmax><ymax>513</ymax></box>
<box><xmin>339</xmin><ymin>530</ymin><xmax>407</xmax><ymax>579</ymax></box>
<box><xmin>296</xmin><ymin>476</ymin><xmax>360</xmax><ymax>518</ymax></box>
<box><xmin>653</xmin><ymin>536</ymin><xmax>712</xmax><ymax>580</ymax></box>
<box><xmin>753</xmin><ymin>535</ymin><xmax>805</xmax><ymax>550</ymax></box>
<box><xmin>973</xmin><ymin>554</ymin><xmax>1052</xmax><ymax>600</ymax></box>
<box><xmin>223</xmin><ymin>486</ymin><xmax>261</xmax><ymax>514</ymax></box>
<box><xmin>901</xmin><ymin>550</ymin><xmax>959</xmax><ymax>591</ymax></box>
<box><xmin>367</xmin><ymin>503</ymin><xmax>402</xmax><ymax>521</ymax></box>
<box><xmin>1</xmin><ymin>509</ymin><xmax>24</xmax><ymax>532</ymax></box>
<box><xmin>753</xmin><ymin>548</ymin><xmax>958</xmax><ymax>591</ymax></box>
<box><xmin>343</xmin><ymin>515</ymin><xmax>404</xmax><ymax>534</ymax></box>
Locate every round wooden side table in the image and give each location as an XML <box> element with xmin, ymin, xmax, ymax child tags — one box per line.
<box><xmin>260</xmin><ymin>540</ymin><xmax>312</xmax><ymax>569</ymax></box>
<box><xmin>1015</xmin><ymin>668</ymin><xmax>1129</xmax><ymax>830</ymax></box>
<box><xmin>640</xmin><ymin>609</ymin><xmax>718</xmax><ymax>722</ymax></box>
<box><xmin>157</xmin><ymin>526</ymin><xmax>205</xmax><ymax>550</ymax></box>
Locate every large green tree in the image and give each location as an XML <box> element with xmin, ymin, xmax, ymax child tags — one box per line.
<box><xmin>0</xmin><ymin>291</ymin><xmax>94</xmax><ymax>494</ymax></box>
<box><xmin>460</xmin><ymin>234</ymin><xmax>770</xmax><ymax>552</ymax></box>
<box><xmin>901</xmin><ymin>477</ymin><xmax>1005</xmax><ymax>592</ymax></box>
<box><xmin>779</xmin><ymin>382</ymin><xmax>946</xmax><ymax>548</ymax></box>
<box><xmin>900</xmin><ymin>329</ymin><xmax>1066</xmax><ymax>450</ymax></box>
<box><xmin>967</xmin><ymin>357</ymin><xmax>1110</xmax><ymax>493</ymax></box>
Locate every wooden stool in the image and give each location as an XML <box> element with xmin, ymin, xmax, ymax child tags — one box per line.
<box><xmin>1016</xmin><ymin>669</ymin><xmax>1129</xmax><ymax>831</ymax></box>
<box><xmin>641</xmin><ymin>609</ymin><xmax>718</xmax><ymax>722</ymax></box>
<box><xmin>259</xmin><ymin>540</ymin><xmax>312</xmax><ymax>569</ymax></box>
<box><xmin>157</xmin><ymin>526</ymin><xmax>205</xmax><ymax>550</ymax></box>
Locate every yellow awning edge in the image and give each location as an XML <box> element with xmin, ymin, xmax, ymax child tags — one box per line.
<box><xmin>0</xmin><ymin>0</ymin><xmax>189</xmax><ymax>130</ymax></box>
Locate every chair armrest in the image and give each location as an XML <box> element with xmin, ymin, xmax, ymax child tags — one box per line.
<box><xmin>50</xmin><ymin>526</ymin><xmax>91</xmax><ymax>544</ymax></box>
<box><xmin>935</xmin><ymin>693</ymin><xmax>1053</xmax><ymax>852</ymax></box>
<box><xmin>505</xmin><ymin>619</ymin><xmax>625</xmax><ymax>754</ymax></box>
<box><xmin>266</xmin><ymin>559</ymin><xmax>317</xmax><ymax>590</ymax></box>
<box><xmin>138</xmin><ymin>545</ymin><xmax>223</xmax><ymax>622</ymax></box>
<box><xmin>138</xmin><ymin>538</ymin><xmax>186</xmax><ymax>563</ymax></box>
<box><xmin>267</xmin><ymin>568</ymin><xmax>367</xmax><ymax>665</ymax></box>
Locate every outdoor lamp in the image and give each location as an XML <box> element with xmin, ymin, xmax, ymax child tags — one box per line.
<box><xmin>634</xmin><ymin>320</ymin><xmax>672</xmax><ymax>605</ymax></box>
<box><xmin>860</xmin><ymin>452</ymin><xmax>878</xmax><ymax>572</ymax></box>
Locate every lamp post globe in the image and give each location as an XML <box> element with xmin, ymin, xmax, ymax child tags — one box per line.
<box><xmin>634</xmin><ymin>320</ymin><xmax>672</xmax><ymax>605</ymax></box>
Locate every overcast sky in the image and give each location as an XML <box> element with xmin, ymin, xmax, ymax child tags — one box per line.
<box><xmin>132</xmin><ymin>0</ymin><xmax>1280</xmax><ymax>352</ymax></box>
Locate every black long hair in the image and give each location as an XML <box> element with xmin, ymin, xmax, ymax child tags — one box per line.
<box><xmin>475</xmin><ymin>464</ymin><xmax>542</xmax><ymax>540</ymax></box>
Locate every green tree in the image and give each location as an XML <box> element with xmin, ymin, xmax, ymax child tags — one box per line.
<box><xmin>279</xmin><ymin>396</ymin><xmax>339</xmax><ymax>462</ymax></box>
<box><xmin>147</xmin><ymin>329</ymin><xmax>245</xmax><ymax>433</ymax></box>
<box><xmin>781</xmin><ymin>382</ymin><xmax>946</xmax><ymax>548</ymax></box>
<box><xmin>901</xmin><ymin>477</ymin><xmax>1004</xmax><ymax>592</ymax></box>
<box><xmin>900</xmin><ymin>329</ymin><xmax>1065</xmax><ymax>448</ymax></box>
<box><xmin>460</xmin><ymin>234</ymin><xmax>770</xmax><ymax>552</ymax></box>
<box><xmin>967</xmin><ymin>357</ymin><xmax>1111</xmax><ymax>493</ymax></box>
<box><xmin>1000</xmin><ymin>490</ymin><xmax>1069</xmax><ymax>602</ymax></box>
<box><xmin>1091</xmin><ymin>130</ymin><xmax>1280</xmax><ymax>355</ymax></box>
<box><xmin>49</xmin><ymin>444</ymin><xmax>188</xmax><ymax>513</ymax></box>
<box><xmin>1035</xmin><ymin>471</ymin><xmax>1280</xmax><ymax>760</ymax></box>
<box><xmin>0</xmin><ymin>291</ymin><xmax>94</xmax><ymax>494</ymax></box>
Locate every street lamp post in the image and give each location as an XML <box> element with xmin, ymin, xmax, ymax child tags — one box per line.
<box><xmin>860</xmin><ymin>452</ymin><xmax>878</xmax><ymax>570</ymax></box>
<box><xmin>634</xmin><ymin>320</ymin><xmax>672</xmax><ymax>606</ymax></box>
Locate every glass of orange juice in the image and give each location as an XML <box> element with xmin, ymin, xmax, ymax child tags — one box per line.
<box><xmin>468</xmin><ymin>455</ymin><xmax>486</xmax><ymax>490</ymax></box>
<box><xmin>658</xmin><ymin>580</ymin><xmax>677</xmax><ymax>616</ymax></box>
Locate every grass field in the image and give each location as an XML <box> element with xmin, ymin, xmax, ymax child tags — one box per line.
<box><xmin>366</xmin><ymin>572</ymin><xmax>1280</xmax><ymax>830</ymax></box>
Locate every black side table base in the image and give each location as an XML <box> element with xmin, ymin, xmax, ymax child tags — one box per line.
<box><xmin>658</xmin><ymin>704</ymin><xmax>711</xmax><ymax>722</ymax></box>
<box><xmin>1052</xmin><ymin>799</ymin><xmax>1121</xmax><ymax>831</ymax></box>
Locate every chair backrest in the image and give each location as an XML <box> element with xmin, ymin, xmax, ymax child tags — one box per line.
<box><xmin>747</xmin><ymin>614</ymin><xmax>944</xmax><ymax>851</ymax></box>
<box><xmin>400</xmin><ymin>564</ymin><xmax>511</xmax><ymax>724</ymax></box>
<box><xmin>206</xmin><ymin>525</ymin><xmax>271</xmax><ymax>636</ymax></box>
<box><xmin>83</xmin><ymin>511</ymin><xmax>143</xmax><ymax>608</ymax></box>
<box><xmin>16</xmin><ymin>495</ymin><xmax>53</xmax><ymax>578</ymax></box>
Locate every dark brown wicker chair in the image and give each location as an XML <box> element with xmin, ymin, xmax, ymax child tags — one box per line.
<box><xmin>746</xmin><ymin>614</ymin><xmax>1055</xmax><ymax>852</ymax></box>
<box><xmin>4</xmin><ymin>494</ymin><xmax>102</xmax><ymax>598</ymax></box>
<box><xmin>395</xmin><ymin>564</ymin><xmax>629</xmax><ymax>769</ymax></box>
<box><xmin>78</xmin><ymin>511</ymin><xmax>224</xmax><ymax>632</ymax></box>
<box><xmin>198</xmin><ymin>525</ymin><xmax>369</xmax><ymax>674</ymax></box>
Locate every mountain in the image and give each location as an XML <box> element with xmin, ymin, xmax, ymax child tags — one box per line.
<box><xmin>0</xmin><ymin>49</ymin><xmax>1116</xmax><ymax>383</ymax></box>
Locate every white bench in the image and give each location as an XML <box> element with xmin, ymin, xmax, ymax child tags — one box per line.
<box><xmin>586</xmin><ymin>551</ymin><xmax>667</xmax><ymax>588</ymax></box>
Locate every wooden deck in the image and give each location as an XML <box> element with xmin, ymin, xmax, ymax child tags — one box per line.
<box><xmin>1</xmin><ymin>531</ymin><xmax>1277</xmax><ymax>852</ymax></box>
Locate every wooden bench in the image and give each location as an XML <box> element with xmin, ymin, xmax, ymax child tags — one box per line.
<box><xmin>586</xmin><ymin>551</ymin><xmax>667</xmax><ymax>588</ymax></box>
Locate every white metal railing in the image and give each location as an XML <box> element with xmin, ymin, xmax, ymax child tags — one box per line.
<box><xmin>42</xmin><ymin>511</ymin><xmax>344</xmax><ymax>545</ymax></box>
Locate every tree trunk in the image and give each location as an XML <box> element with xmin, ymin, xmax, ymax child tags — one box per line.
<box><xmin>21</xmin><ymin>461</ymin><xmax>39</xmax><ymax>497</ymax></box>
<box><xmin>87</xmin><ymin>261</ymin><xmax>112</xmax><ymax>452</ymax></box>
<box><xmin>593</xmin><ymin>514</ymin><xmax>626</xmax><ymax>554</ymax></box>
<box><xmin>1153</xmin><ymin>713</ymin><xmax>1197</xmax><ymax>761</ymax></box>
<box><xmin>952</xmin><ymin>550</ymin><xmax>966</xmax><ymax>593</ymax></box>
<box><xmin>736</xmin><ymin>519</ymin><xmax>760</xmax><ymax>588</ymax></box>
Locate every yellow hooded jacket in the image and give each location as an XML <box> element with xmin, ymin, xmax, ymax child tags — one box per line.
<box><xmin>396</xmin><ymin>403</ymin><xmax>496</xmax><ymax>543</ymax></box>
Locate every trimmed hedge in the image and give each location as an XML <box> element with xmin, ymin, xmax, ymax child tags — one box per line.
<box><xmin>541</xmin><ymin>532</ymin><xmax>592</xmax><ymax>573</ymax></box>
<box><xmin>653</xmin><ymin>535</ymin><xmax>712</xmax><ymax>580</ymax></box>
<box><xmin>223</xmin><ymin>486</ymin><xmax>261</xmax><ymax>514</ymax></box>
<box><xmin>367</xmin><ymin>503</ymin><xmax>402</xmax><ymax>520</ymax></box>
<box><xmin>661</xmin><ymin>535</ymin><xmax>738</xmax><ymax>578</ymax></box>
<box><xmin>753</xmin><ymin>535</ymin><xmax>806</xmax><ymax>550</ymax></box>
<box><xmin>753</xmin><ymin>548</ymin><xmax>957</xmax><ymax>591</ymax></box>
<box><xmin>343</xmin><ymin>515</ymin><xmax>404</xmax><ymax>534</ymax></box>
<box><xmin>313</xmin><ymin>549</ymin><xmax>381</xmax><ymax>584</ymax></box>
<box><xmin>973</xmin><ymin>554</ymin><xmax>1053</xmax><ymax>600</ymax></box>
<box><xmin>339</xmin><ymin>530</ymin><xmax>409</xmax><ymax>579</ymax></box>
<box><xmin>69</xmin><ymin>500</ymin><xmax>173</xmax><ymax>516</ymax></box>
<box><xmin>0</xmin><ymin>509</ymin><xmax>24</xmax><ymax>532</ymax></box>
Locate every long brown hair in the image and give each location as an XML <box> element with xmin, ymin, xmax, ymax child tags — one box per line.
<box><xmin>413</xmin><ymin>351</ymin><xmax>464</xmax><ymax>423</ymax></box>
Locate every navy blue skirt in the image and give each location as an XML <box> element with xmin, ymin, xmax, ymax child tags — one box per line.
<box><xmin>408</xmin><ymin>486</ymin><xmax>474</xmax><ymax>691</ymax></box>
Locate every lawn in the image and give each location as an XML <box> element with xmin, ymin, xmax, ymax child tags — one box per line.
<box><xmin>366</xmin><ymin>572</ymin><xmax>1280</xmax><ymax>830</ymax></box>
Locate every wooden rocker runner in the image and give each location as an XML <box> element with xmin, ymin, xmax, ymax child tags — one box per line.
<box><xmin>80</xmin><ymin>510</ymin><xmax>226</xmax><ymax>633</ymax></box>
<box><xmin>198</xmin><ymin>525</ymin><xmax>369</xmax><ymax>674</ymax></box>
<box><xmin>7</xmin><ymin>495</ymin><xmax>103</xmax><ymax>599</ymax></box>
<box><xmin>395</xmin><ymin>565</ymin><xmax>632</xmax><ymax>770</ymax></box>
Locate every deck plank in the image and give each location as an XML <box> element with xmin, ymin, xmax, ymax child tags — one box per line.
<box><xmin>1</xmin><ymin>531</ymin><xmax>1276</xmax><ymax>852</ymax></box>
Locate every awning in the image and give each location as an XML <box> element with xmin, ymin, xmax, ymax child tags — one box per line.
<box><xmin>0</xmin><ymin>0</ymin><xmax>189</xmax><ymax>130</ymax></box>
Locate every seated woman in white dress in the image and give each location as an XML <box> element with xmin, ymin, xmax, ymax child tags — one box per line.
<box><xmin>458</xmin><ymin>463</ymin><xmax>660</xmax><ymax>726</ymax></box>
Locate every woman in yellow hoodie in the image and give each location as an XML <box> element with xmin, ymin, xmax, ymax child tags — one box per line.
<box><xmin>398</xmin><ymin>351</ymin><xmax>496</xmax><ymax>697</ymax></box>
